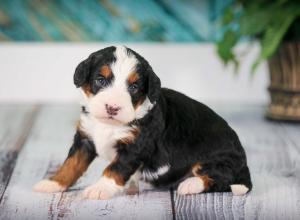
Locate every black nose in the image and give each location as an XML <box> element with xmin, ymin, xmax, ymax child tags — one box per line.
<box><xmin>105</xmin><ymin>104</ymin><xmax>121</xmax><ymax>116</ymax></box>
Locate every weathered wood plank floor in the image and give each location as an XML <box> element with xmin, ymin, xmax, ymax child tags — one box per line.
<box><xmin>0</xmin><ymin>104</ymin><xmax>299</xmax><ymax>220</ymax></box>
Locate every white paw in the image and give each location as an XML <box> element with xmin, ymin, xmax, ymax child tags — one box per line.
<box><xmin>230</xmin><ymin>184</ymin><xmax>249</xmax><ymax>196</ymax></box>
<box><xmin>177</xmin><ymin>177</ymin><xmax>205</xmax><ymax>195</ymax></box>
<box><xmin>83</xmin><ymin>177</ymin><xmax>123</xmax><ymax>200</ymax></box>
<box><xmin>33</xmin><ymin>179</ymin><xmax>66</xmax><ymax>193</ymax></box>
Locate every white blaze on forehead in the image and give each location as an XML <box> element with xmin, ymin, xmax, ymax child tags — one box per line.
<box><xmin>110</xmin><ymin>46</ymin><xmax>139</xmax><ymax>89</ymax></box>
<box><xmin>86</xmin><ymin>46</ymin><xmax>140</xmax><ymax>124</ymax></box>
<box><xmin>85</xmin><ymin>46</ymin><xmax>152</xmax><ymax>124</ymax></box>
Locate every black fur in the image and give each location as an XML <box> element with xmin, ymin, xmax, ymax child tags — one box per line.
<box><xmin>109</xmin><ymin>88</ymin><xmax>252</xmax><ymax>191</ymax></box>
<box><xmin>74</xmin><ymin>46</ymin><xmax>116</xmax><ymax>92</ymax></box>
<box><xmin>67</xmin><ymin>131</ymin><xmax>97</xmax><ymax>162</ymax></box>
<box><xmin>73</xmin><ymin>46</ymin><xmax>252</xmax><ymax>193</ymax></box>
<box><xmin>127</xmin><ymin>48</ymin><xmax>161</xmax><ymax>103</ymax></box>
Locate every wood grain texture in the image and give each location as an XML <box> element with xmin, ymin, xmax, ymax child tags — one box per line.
<box><xmin>0</xmin><ymin>105</ymin><xmax>173</xmax><ymax>220</ymax></box>
<box><xmin>174</xmin><ymin>105</ymin><xmax>300</xmax><ymax>220</ymax></box>
<box><xmin>1</xmin><ymin>104</ymin><xmax>299</xmax><ymax>219</ymax></box>
<box><xmin>0</xmin><ymin>105</ymin><xmax>39</xmax><ymax>202</ymax></box>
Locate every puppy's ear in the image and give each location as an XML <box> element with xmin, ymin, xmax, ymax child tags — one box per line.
<box><xmin>147</xmin><ymin>67</ymin><xmax>161</xmax><ymax>104</ymax></box>
<box><xmin>73</xmin><ymin>57</ymin><xmax>92</xmax><ymax>88</ymax></box>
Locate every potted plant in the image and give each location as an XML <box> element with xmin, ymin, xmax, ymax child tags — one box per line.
<box><xmin>217</xmin><ymin>0</ymin><xmax>300</xmax><ymax>121</ymax></box>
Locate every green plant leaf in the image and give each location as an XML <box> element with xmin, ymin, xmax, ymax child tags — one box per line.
<box><xmin>217</xmin><ymin>29</ymin><xmax>239</xmax><ymax>65</ymax></box>
<box><xmin>222</xmin><ymin>7</ymin><xmax>235</xmax><ymax>25</ymax></box>
<box><xmin>239</xmin><ymin>9</ymin><xmax>275</xmax><ymax>36</ymax></box>
<box><xmin>217</xmin><ymin>0</ymin><xmax>300</xmax><ymax>75</ymax></box>
<box><xmin>251</xmin><ymin>12</ymin><xmax>296</xmax><ymax>73</ymax></box>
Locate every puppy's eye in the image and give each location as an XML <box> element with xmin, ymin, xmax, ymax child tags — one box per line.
<box><xmin>128</xmin><ymin>83</ymin><xmax>139</xmax><ymax>94</ymax></box>
<box><xmin>95</xmin><ymin>76</ymin><xmax>107</xmax><ymax>87</ymax></box>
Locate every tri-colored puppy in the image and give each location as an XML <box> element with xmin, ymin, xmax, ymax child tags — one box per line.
<box><xmin>34</xmin><ymin>46</ymin><xmax>252</xmax><ymax>199</ymax></box>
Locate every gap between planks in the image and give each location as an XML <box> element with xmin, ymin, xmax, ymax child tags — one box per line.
<box><xmin>172</xmin><ymin>106</ymin><xmax>300</xmax><ymax>220</ymax></box>
<box><xmin>0</xmin><ymin>105</ymin><xmax>174</xmax><ymax>220</ymax></box>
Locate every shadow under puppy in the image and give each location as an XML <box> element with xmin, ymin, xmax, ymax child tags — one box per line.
<box><xmin>34</xmin><ymin>46</ymin><xmax>252</xmax><ymax>199</ymax></box>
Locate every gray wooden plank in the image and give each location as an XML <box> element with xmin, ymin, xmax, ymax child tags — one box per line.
<box><xmin>173</xmin><ymin>105</ymin><xmax>300</xmax><ymax>220</ymax></box>
<box><xmin>0</xmin><ymin>105</ymin><xmax>173</xmax><ymax>220</ymax></box>
<box><xmin>0</xmin><ymin>105</ymin><xmax>38</xmax><ymax>202</ymax></box>
<box><xmin>278</xmin><ymin>122</ymin><xmax>300</xmax><ymax>219</ymax></box>
<box><xmin>220</xmin><ymin>106</ymin><xmax>300</xmax><ymax>220</ymax></box>
<box><xmin>279</xmin><ymin>122</ymin><xmax>300</xmax><ymax>164</ymax></box>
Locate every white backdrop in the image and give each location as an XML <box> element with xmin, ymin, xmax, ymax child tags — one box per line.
<box><xmin>0</xmin><ymin>43</ymin><xmax>269</xmax><ymax>104</ymax></box>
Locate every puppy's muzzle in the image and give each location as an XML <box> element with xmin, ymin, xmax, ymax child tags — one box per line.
<box><xmin>105</xmin><ymin>104</ymin><xmax>121</xmax><ymax>116</ymax></box>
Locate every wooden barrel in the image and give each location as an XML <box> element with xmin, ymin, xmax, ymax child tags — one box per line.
<box><xmin>267</xmin><ymin>42</ymin><xmax>300</xmax><ymax>121</ymax></box>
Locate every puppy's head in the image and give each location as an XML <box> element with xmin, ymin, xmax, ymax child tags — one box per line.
<box><xmin>74</xmin><ymin>46</ymin><xmax>161</xmax><ymax>125</ymax></box>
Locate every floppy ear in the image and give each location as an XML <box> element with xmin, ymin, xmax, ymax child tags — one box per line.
<box><xmin>147</xmin><ymin>67</ymin><xmax>161</xmax><ymax>104</ymax></box>
<box><xmin>73</xmin><ymin>57</ymin><xmax>92</xmax><ymax>88</ymax></box>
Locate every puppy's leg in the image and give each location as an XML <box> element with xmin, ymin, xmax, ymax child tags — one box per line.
<box><xmin>83</xmin><ymin>146</ymin><xmax>141</xmax><ymax>200</ymax></box>
<box><xmin>178</xmin><ymin>160</ymin><xmax>250</xmax><ymax>196</ymax></box>
<box><xmin>230</xmin><ymin>166</ymin><xmax>252</xmax><ymax>195</ymax></box>
<box><xmin>199</xmin><ymin>163</ymin><xmax>250</xmax><ymax>195</ymax></box>
<box><xmin>34</xmin><ymin>131</ymin><xmax>96</xmax><ymax>193</ymax></box>
<box><xmin>177</xmin><ymin>160</ymin><xmax>238</xmax><ymax>195</ymax></box>
<box><xmin>177</xmin><ymin>163</ymin><xmax>213</xmax><ymax>195</ymax></box>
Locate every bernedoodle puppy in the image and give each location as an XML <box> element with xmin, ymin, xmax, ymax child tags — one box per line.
<box><xmin>34</xmin><ymin>46</ymin><xmax>252</xmax><ymax>199</ymax></box>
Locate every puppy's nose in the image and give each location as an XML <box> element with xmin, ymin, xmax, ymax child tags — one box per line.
<box><xmin>105</xmin><ymin>104</ymin><xmax>121</xmax><ymax>116</ymax></box>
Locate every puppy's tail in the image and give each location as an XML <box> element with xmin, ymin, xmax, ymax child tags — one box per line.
<box><xmin>230</xmin><ymin>166</ymin><xmax>252</xmax><ymax>196</ymax></box>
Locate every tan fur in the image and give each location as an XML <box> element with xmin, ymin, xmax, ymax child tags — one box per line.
<box><xmin>191</xmin><ymin>162</ymin><xmax>213</xmax><ymax>191</ymax></box>
<box><xmin>103</xmin><ymin>161</ymin><xmax>125</xmax><ymax>186</ymax></box>
<box><xmin>82</xmin><ymin>84</ymin><xmax>92</xmax><ymax>97</ymax></box>
<box><xmin>49</xmin><ymin>148</ymin><xmax>92</xmax><ymax>188</ymax></box>
<box><xmin>127</xmin><ymin>72</ymin><xmax>139</xmax><ymax>84</ymax></box>
<box><xmin>192</xmin><ymin>162</ymin><xmax>202</xmax><ymax>176</ymax></box>
<box><xmin>200</xmin><ymin>175</ymin><xmax>214</xmax><ymax>190</ymax></box>
<box><xmin>117</xmin><ymin>127</ymin><xmax>140</xmax><ymax>145</ymax></box>
<box><xmin>100</xmin><ymin>65</ymin><xmax>112</xmax><ymax>78</ymax></box>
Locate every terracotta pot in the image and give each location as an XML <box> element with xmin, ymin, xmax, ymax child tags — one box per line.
<box><xmin>266</xmin><ymin>42</ymin><xmax>300</xmax><ymax>121</ymax></box>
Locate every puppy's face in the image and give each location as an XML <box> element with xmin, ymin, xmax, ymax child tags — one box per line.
<box><xmin>74</xmin><ymin>46</ymin><xmax>161</xmax><ymax>125</ymax></box>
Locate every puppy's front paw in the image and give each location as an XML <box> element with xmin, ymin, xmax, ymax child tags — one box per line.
<box><xmin>33</xmin><ymin>179</ymin><xmax>66</xmax><ymax>193</ymax></box>
<box><xmin>83</xmin><ymin>177</ymin><xmax>123</xmax><ymax>200</ymax></box>
<box><xmin>83</xmin><ymin>183</ymin><xmax>112</xmax><ymax>200</ymax></box>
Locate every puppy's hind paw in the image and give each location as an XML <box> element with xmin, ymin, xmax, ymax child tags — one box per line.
<box><xmin>33</xmin><ymin>179</ymin><xmax>66</xmax><ymax>193</ymax></box>
<box><xmin>177</xmin><ymin>177</ymin><xmax>205</xmax><ymax>195</ymax></box>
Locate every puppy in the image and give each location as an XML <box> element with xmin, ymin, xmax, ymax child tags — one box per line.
<box><xmin>34</xmin><ymin>46</ymin><xmax>252</xmax><ymax>199</ymax></box>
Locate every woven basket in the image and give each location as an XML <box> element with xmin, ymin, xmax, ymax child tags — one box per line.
<box><xmin>266</xmin><ymin>42</ymin><xmax>300</xmax><ymax>121</ymax></box>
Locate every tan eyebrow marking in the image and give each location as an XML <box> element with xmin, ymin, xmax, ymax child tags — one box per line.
<box><xmin>127</xmin><ymin>72</ymin><xmax>139</xmax><ymax>84</ymax></box>
<box><xmin>100</xmin><ymin>65</ymin><xmax>112</xmax><ymax>78</ymax></box>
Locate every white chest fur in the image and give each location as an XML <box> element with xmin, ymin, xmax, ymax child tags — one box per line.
<box><xmin>79</xmin><ymin>114</ymin><xmax>134</xmax><ymax>161</ymax></box>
